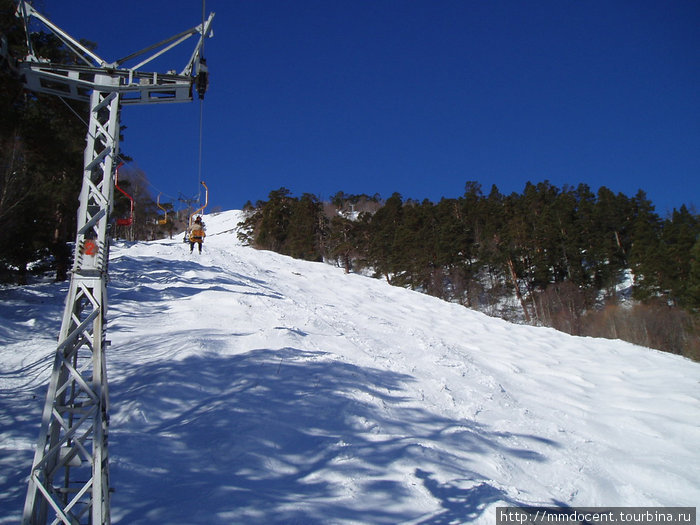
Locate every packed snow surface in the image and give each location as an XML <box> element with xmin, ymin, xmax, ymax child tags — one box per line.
<box><xmin>1</xmin><ymin>210</ymin><xmax>699</xmax><ymax>524</ymax></box>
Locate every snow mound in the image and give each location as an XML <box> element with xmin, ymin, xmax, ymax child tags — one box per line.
<box><xmin>1</xmin><ymin>210</ymin><xmax>698</xmax><ymax>524</ymax></box>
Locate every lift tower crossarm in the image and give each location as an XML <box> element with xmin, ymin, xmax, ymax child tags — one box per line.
<box><xmin>12</xmin><ymin>3</ymin><xmax>215</xmax><ymax>104</ymax></box>
<box><xmin>13</xmin><ymin>2</ymin><xmax>214</xmax><ymax>524</ymax></box>
<box><xmin>115</xmin><ymin>12</ymin><xmax>215</xmax><ymax>77</ymax></box>
<box><xmin>17</xmin><ymin>2</ymin><xmax>108</xmax><ymax>66</ymax></box>
<box><xmin>181</xmin><ymin>13</ymin><xmax>215</xmax><ymax>77</ymax></box>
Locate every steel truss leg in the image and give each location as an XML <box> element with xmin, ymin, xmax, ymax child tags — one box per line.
<box><xmin>23</xmin><ymin>85</ymin><xmax>120</xmax><ymax>525</ymax></box>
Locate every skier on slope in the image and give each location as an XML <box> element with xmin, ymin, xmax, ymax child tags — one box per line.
<box><xmin>189</xmin><ymin>216</ymin><xmax>206</xmax><ymax>253</ymax></box>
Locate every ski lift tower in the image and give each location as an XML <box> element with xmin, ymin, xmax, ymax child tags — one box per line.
<box><xmin>4</xmin><ymin>3</ymin><xmax>214</xmax><ymax>524</ymax></box>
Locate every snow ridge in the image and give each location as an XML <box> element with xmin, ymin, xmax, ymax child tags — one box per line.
<box><xmin>1</xmin><ymin>210</ymin><xmax>698</xmax><ymax>524</ymax></box>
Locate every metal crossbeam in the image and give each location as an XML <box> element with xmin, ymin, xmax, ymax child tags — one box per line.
<box><xmin>19</xmin><ymin>62</ymin><xmax>196</xmax><ymax>104</ymax></box>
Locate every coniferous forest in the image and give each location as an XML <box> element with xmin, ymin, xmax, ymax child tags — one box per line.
<box><xmin>238</xmin><ymin>185</ymin><xmax>699</xmax><ymax>360</ymax></box>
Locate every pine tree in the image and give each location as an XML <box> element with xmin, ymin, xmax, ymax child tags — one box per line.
<box><xmin>368</xmin><ymin>193</ymin><xmax>403</xmax><ymax>283</ymax></box>
<box><xmin>327</xmin><ymin>215</ymin><xmax>357</xmax><ymax>273</ymax></box>
<box><xmin>255</xmin><ymin>188</ymin><xmax>294</xmax><ymax>252</ymax></box>
<box><xmin>436</xmin><ymin>196</ymin><xmax>476</xmax><ymax>303</ymax></box>
<box><xmin>592</xmin><ymin>187</ymin><xmax>632</xmax><ymax>296</ymax></box>
<box><xmin>286</xmin><ymin>193</ymin><xmax>325</xmax><ymax>261</ymax></box>
<box><xmin>628</xmin><ymin>190</ymin><xmax>664</xmax><ymax>301</ymax></box>
<box><xmin>0</xmin><ymin>6</ymin><xmax>88</xmax><ymax>282</ymax></box>
<box><xmin>687</xmin><ymin>237</ymin><xmax>700</xmax><ymax>311</ymax></box>
<box><xmin>660</xmin><ymin>205</ymin><xmax>700</xmax><ymax>308</ymax></box>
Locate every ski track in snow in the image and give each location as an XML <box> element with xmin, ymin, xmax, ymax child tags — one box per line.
<box><xmin>1</xmin><ymin>210</ymin><xmax>699</xmax><ymax>524</ymax></box>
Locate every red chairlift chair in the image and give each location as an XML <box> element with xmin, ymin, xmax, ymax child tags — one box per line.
<box><xmin>115</xmin><ymin>163</ymin><xmax>134</xmax><ymax>226</ymax></box>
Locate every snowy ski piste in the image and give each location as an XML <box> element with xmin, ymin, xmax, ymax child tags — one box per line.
<box><xmin>1</xmin><ymin>210</ymin><xmax>698</xmax><ymax>524</ymax></box>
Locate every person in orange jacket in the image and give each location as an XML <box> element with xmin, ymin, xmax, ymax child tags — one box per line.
<box><xmin>189</xmin><ymin>216</ymin><xmax>206</xmax><ymax>253</ymax></box>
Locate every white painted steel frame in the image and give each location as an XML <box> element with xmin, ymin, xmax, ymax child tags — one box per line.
<box><xmin>13</xmin><ymin>2</ymin><xmax>215</xmax><ymax>523</ymax></box>
<box><xmin>22</xmin><ymin>85</ymin><xmax>119</xmax><ymax>525</ymax></box>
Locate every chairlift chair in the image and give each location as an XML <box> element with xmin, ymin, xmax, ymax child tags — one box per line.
<box><xmin>157</xmin><ymin>193</ymin><xmax>168</xmax><ymax>225</ymax></box>
<box><xmin>184</xmin><ymin>181</ymin><xmax>208</xmax><ymax>242</ymax></box>
<box><xmin>115</xmin><ymin>164</ymin><xmax>134</xmax><ymax>226</ymax></box>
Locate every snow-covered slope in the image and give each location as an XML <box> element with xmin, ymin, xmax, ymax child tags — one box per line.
<box><xmin>1</xmin><ymin>210</ymin><xmax>699</xmax><ymax>524</ymax></box>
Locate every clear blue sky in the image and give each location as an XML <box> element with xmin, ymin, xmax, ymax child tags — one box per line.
<box><xmin>41</xmin><ymin>0</ymin><xmax>698</xmax><ymax>215</ymax></box>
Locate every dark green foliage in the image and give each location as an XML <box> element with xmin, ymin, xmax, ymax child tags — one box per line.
<box><xmin>286</xmin><ymin>193</ymin><xmax>326</xmax><ymax>261</ymax></box>
<box><xmin>660</xmin><ymin>206</ymin><xmax>699</xmax><ymax>308</ymax></box>
<box><xmin>628</xmin><ymin>191</ymin><xmax>664</xmax><ymax>301</ymax></box>
<box><xmin>243</xmin><ymin>183</ymin><xmax>699</xmax><ymax>312</ymax></box>
<box><xmin>327</xmin><ymin>214</ymin><xmax>361</xmax><ymax>273</ymax></box>
<box><xmin>590</xmin><ymin>186</ymin><xmax>631</xmax><ymax>295</ymax></box>
<box><xmin>238</xmin><ymin>188</ymin><xmax>327</xmax><ymax>262</ymax></box>
<box><xmin>688</xmin><ymin>238</ymin><xmax>700</xmax><ymax>310</ymax></box>
<box><xmin>0</xmin><ymin>2</ymin><xmax>87</xmax><ymax>282</ymax></box>
<box><xmin>367</xmin><ymin>192</ymin><xmax>403</xmax><ymax>282</ymax></box>
<box><xmin>0</xmin><ymin>3</ymin><xmax>167</xmax><ymax>281</ymax></box>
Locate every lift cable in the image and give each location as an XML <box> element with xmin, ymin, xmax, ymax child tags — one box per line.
<box><xmin>202</xmin><ymin>0</ymin><xmax>207</xmax><ymax>55</ymax></box>
<box><xmin>197</xmin><ymin>91</ymin><xmax>204</xmax><ymax>203</ymax></box>
<box><xmin>196</xmin><ymin>0</ymin><xmax>207</xmax><ymax>205</ymax></box>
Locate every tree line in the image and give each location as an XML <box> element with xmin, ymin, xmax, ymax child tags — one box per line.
<box><xmin>0</xmin><ymin>1</ymin><xmax>86</xmax><ymax>283</ymax></box>
<box><xmin>238</xmin><ymin>184</ymin><xmax>699</xmax><ymax>359</ymax></box>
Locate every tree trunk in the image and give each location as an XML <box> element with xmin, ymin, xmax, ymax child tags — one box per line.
<box><xmin>52</xmin><ymin>206</ymin><xmax>71</xmax><ymax>281</ymax></box>
<box><xmin>507</xmin><ymin>258</ymin><xmax>531</xmax><ymax>323</ymax></box>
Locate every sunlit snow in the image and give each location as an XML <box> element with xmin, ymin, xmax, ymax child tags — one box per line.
<box><xmin>1</xmin><ymin>210</ymin><xmax>698</xmax><ymax>524</ymax></box>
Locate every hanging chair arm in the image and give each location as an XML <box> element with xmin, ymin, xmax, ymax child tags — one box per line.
<box><xmin>189</xmin><ymin>181</ymin><xmax>208</xmax><ymax>226</ymax></box>
<box><xmin>114</xmin><ymin>164</ymin><xmax>135</xmax><ymax>217</ymax></box>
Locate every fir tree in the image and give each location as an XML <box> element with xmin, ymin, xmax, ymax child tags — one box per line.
<box><xmin>629</xmin><ymin>191</ymin><xmax>664</xmax><ymax>301</ymax></box>
<box><xmin>367</xmin><ymin>192</ymin><xmax>403</xmax><ymax>283</ymax></box>
<box><xmin>286</xmin><ymin>193</ymin><xmax>325</xmax><ymax>261</ymax></box>
<box><xmin>661</xmin><ymin>205</ymin><xmax>700</xmax><ymax>308</ymax></box>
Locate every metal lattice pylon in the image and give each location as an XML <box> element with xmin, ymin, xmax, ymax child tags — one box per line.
<box><xmin>7</xmin><ymin>2</ymin><xmax>215</xmax><ymax>523</ymax></box>
<box><xmin>22</xmin><ymin>85</ymin><xmax>120</xmax><ymax>525</ymax></box>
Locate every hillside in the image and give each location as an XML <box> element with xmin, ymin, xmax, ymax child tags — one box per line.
<box><xmin>1</xmin><ymin>210</ymin><xmax>698</xmax><ymax>524</ymax></box>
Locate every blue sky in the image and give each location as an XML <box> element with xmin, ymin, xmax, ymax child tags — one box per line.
<box><xmin>40</xmin><ymin>1</ymin><xmax>698</xmax><ymax>215</ymax></box>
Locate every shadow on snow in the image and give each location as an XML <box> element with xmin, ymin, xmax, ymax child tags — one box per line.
<box><xmin>108</xmin><ymin>347</ymin><xmax>554</xmax><ymax>524</ymax></box>
<box><xmin>0</xmin><ymin>253</ymin><xmax>561</xmax><ymax>524</ymax></box>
